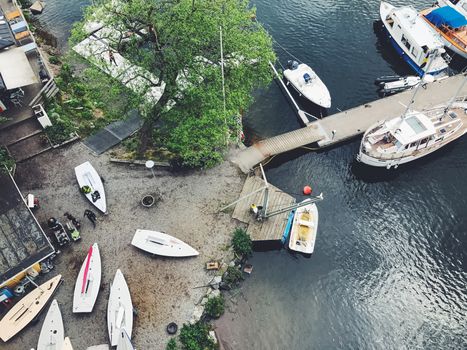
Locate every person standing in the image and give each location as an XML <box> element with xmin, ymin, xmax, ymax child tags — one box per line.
<box><xmin>83</xmin><ymin>209</ymin><xmax>97</xmax><ymax>228</ymax></box>
<box><xmin>108</xmin><ymin>49</ymin><xmax>117</xmax><ymax>66</ymax></box>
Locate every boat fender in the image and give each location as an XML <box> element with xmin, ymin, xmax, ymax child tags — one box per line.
<box><xmin>167</xmin><ymin>322</ymin><xmax>178</xmax><ymax>335</ymax></box>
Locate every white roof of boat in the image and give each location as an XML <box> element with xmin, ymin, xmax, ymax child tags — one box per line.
<box><xmin>388</xmin><ymin>112</ymin><xmax>436</xmax><ymax>144</ymax></box>
<box><xmin>391</xmin><ymin>5</ymin><xmax>444</xmax><ymax>49</ymax></box>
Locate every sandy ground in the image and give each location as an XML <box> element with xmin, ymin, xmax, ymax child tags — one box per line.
<box><xmin>6</xmin><ymin>142</ymin><xmax>245</xmax><ymax>350</ymax></box>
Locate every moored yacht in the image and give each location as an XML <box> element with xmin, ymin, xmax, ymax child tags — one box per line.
<box><xmin>380</xmin><ymin>1</ymin><xmax>450</xmax><ymax>76</ymax></box>
<box><xmin>357</xmin><ymin>99</ymin><xmax>467</xmax><ymax>168</ymax></box>
<box><xmin>438</xmin><ymin>0</ymin><xmax>467</xmax><ymax>18</ymax></box>
<box><xmin>421</xmin><ymin>6</ymin><xmax>467</xmax><ymax>59</ymax></box>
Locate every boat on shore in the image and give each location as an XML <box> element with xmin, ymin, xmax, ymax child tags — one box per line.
<box><xmin>73</xmin><ymin>243</ymin><xmax>102</xmax><ymax>313</ymax></box>
<box><xmin>37</xmin><ymin>299</ymin><xmax>64</xmax><ymax>350</ymax></box>
<box><xmin>283</xmin><ymin>60</ymin><xmax>331</xmax><ymax>108</ymax></box>
<box><xmin>357</xmin><ymin>76</ymin><xmax>467</xmax><ymax>168</ymax></box>
<box><xmin>74</xmin><ymin>161</ymin><xmax>107</xmax><ymax>214</ymax></box>
<box><xmin>108</xmin><ymin>269</ymin><xmax>133</xmax><ymax>347</ymax></box>
<box><xmin>288</xmin><ymin>199</ymin><xmax>319</xmax><ymax>254</ymax></box>
<box><xmin>117</xmin><ymin>329</ymin><xmax>135</xmax><ymax>350</ymax></box>
<box><xmin>0</xmin><ymin>275</ymin><xmax>62</xmax><ymax>342</ymax></box>
<box><xmin>421</xmin><ymin>5</ymin><xmax>467</xmax><ymax>59</ymax></box>
<box><xmin>131</xmin><ymin>229</ymin><xmax>199</xmax><ymax>257</ymax></box>
<box><xmin>380</xmin><ymin>1</ymin><xmax>450</xmax><ymax>76</ymax></box>
<box><xmin>62</xmin><ymin>337</ymin><xmax>74</xmax><ymax>350</ymax></box>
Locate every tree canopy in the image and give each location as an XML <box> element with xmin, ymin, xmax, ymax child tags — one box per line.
<box><xmin>72</xmin><ymin>0</ymin><xmax>276</xmax><ymax>168</ymax></box>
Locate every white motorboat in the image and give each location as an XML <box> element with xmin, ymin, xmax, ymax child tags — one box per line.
<box><xmin>288</xmin><ymin>199</ymin><xmax>319</xmax><ymax>254</ymax></box>
<box><xmin>62</xmin><ymin>337</ymin><xmax>74</xmax><ymax>350</ymax></box>
<box><xmin>74</xmin><ymin>161</ymin><xmax>107</xmax><ymax>213</ymax></box>
<box><xmin>0</xmin><ymin>275</ymin><xmax>62</xmax><ymax>342</ymax></box>
<box><xmin>108</xmin><ymin>270</ymin><xmax>133</xmax><ymax>347</ymax></box>
<box><xmin>380</xmin><ymin>1</ymin><xmax>449</xmax><ymax>76</ymax></box>
<box><xmin>377</xmin><ymin>75</ymin><xmax>421</xmax><ymax>96</ymax></box>
<box><xmin>37</xmin><ymin>300</ymin><xmax>64</xmax><ymax>350</ymax></box>
<box><xmin>357</xmin><ymin>96</ymin><xmax>467</xmax><ymax>168</ymax></box>
<box><xmin>131</xmin><ymin>229</ymin><xmax>199</xmax><ymax>257</ymax></box>
<box><xmin>421</xmin><ymin>5</ymin><xmax>467</xmax><ymax>59</ymax></box>
<box><xmin>117</xmin><ymin>329</ymin><xmax>135</xmax><ymax>350</ymax></box>
<box><xmin>283</xmin><ymin>61</ymin><xmax>331</xmax><ymax>108</ymax></box>
<box><xmin>73</xmin><ymin>243</ymin><xmax>102</xmax><ymax>313</ymax></box>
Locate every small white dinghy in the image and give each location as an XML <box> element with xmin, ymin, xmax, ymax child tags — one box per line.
<box><xmin>0</xmin><ymin>275</ymin><xmax>62</xmax><ymax>342</ymax></box>
<box><xmin>131</xmin><ymin>229</ymin><xmax>199</xmax><ymax>257</ymax></box>
<box><xmin>288</xmin><ymin>199</ymin><xmax>319</xmax><ymax>254</ymax></box>
<box><xmin>62</xmin><ymin>337</ymin><xmax>73</xmax><ymax>350</ymax></box>
<box><xmin>117</xmin><ymin>329</ymin><xmax>135</xmax><ymax>350</ymax></box>
<box><xmin>108</xmin><ymin>269</ymin><xmax>133</xmax><ymax>347</ymax></box>
<box><xmin>283</xmin><ymin>60</ymin><xmax>331</xmax><ymax>108</ymax></box>
<box><xmin>37</xmin><ymin>299</ymin><xmax>64</xmax><ymax>350</ymax></box>
<box><xmin>73</xmin><ymin>243</ymin><xmax>102</xmax><ymax>313</ymax></box>
<box><xmin>74</xmin><ymin>161</ymin><xmax>107</xmax><ymax>213</ymax></box>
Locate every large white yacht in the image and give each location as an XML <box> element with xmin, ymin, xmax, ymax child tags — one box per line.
<box><xmin>380</xmin><ymin>1</ymin><xmax>450</xmax><ymax>76</ymax></box>
<box><xmin>357</xmin><ymin>99</ymin><xmax>467</xmax><ymax>168</ymax></box>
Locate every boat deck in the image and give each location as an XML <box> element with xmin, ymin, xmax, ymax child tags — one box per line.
<box><xmin>0</xmin><ymin>172</ymin><xmax>54</xmax><ymax>286</ymax></box>
<box><xmin>232</xmin><ymin>176</ymin><xmax>295</xmax><ymax>246</ymax></box>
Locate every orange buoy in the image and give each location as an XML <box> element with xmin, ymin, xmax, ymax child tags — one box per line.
<box><xmin>303</xmin><ymin>185</ymin><xmax>312</xmax><ymax>195</ymax></box>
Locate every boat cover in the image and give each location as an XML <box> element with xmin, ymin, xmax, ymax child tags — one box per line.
<box><xmin>425</xmin><ymin>6</ymin><xmax>467</xmax><ymax>29</ymax></box>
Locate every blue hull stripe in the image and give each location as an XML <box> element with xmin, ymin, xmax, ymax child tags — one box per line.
<box><xmin>281</xmin><ymin>209</ymin><xmax>295</xmax><ymax>244</ymax></box>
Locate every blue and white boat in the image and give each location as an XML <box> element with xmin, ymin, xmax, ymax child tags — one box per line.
<box><xmin>380</xmin><ymin>1</ymin><xmax>450</xmax><ymax>77</ymax></box>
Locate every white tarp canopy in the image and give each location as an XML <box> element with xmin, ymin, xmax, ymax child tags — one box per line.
<box><xmin>0</xmin><ymin>47</ymin><xmax>38</xmax><ymax>90</ymax></box>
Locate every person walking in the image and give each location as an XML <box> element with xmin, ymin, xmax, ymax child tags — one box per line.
<box><xmin>108</xmin><ymin>49</ymin><xmax>117</xmax><ymax>66</ymax></box>
<box><xmin>83</xmin><ymin>209</ymin><xmax>97</xmax><ymax>228</ymax></box>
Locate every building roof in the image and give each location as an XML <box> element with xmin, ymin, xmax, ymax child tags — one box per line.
<box><xmin>0</xmin><ymin>47</ymin><xmax>38</xmax><ymax>90</ymax></box>
<box><xmin>392</xmin><ymin>5</ymin><xmax>444</xmax><ymax>49</ymax></box>
<box><xmin>0</xmin><ymin>8</ymin><xmax>15</xmax><ymax>51</ymax></box>
<box><xmin>388</xmin><ymin>112</ymin><xmax>436</xmax><ymax>145</ymax></box>
<box><xmin>0</xmin><ymin>172</ymin><xmax>54</xmax><ymax>286</ymax></box>
<box><xmin>426</xmin><ymin>6</ymin><xmax>467</xmax><ymax>29</ymax></box>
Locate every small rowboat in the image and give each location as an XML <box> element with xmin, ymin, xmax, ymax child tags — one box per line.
<box><xmin>74</xmin><ymin>161</ymin><xmax>107</xmax><ymax>213</ymax></box>
<box><xmin>0</xmin><ymin>275</ymin><xmax>62</xmax><ymax>342</ymax></box>
<box><xmin>37</xmin><ymin>299</ymin><xmax>64</xmax><ymax>350</ymax></box>
<box><xmin>108</xmin><ymin>270</ymin><xmax>133</xmax><ymax>346</ymax></box>
<box><xmin>131</xmin><ymin>229</ymin><xmax>199</xmax><ymax>257</ymax></box>
<box><xmin>73</xmin><ymin>243</ymin><xmax>102</xmax><ymax>313</ymax></box>
<box><xmin>288</xmin><ymin>199</ymin><xmax>319</xmax><ymax>254</ymax></box>
<box><xmin>117</xmin><ymin>329</ymin><xmax>135</xmax><ymax>350</ymax></box>
<box><xmin>62</xmin><ymin>337</ymin><xmax>74</xmax><ymax>350</ymax></box>
<box><xmin>283</xmin><ymin>60</ymin><xmax>331</xmax><ymax>108</ymax></box>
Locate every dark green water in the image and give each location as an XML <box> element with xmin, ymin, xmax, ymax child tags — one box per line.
<box><xmin>37</xmin><ymin>0</ymin><xmax>467</xmax><ymax>348</ymax></box>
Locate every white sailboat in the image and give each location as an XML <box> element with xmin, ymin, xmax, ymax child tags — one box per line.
<box><xmin>357</xmin><ymin>75</ymin><xmax>467</xmax><ymax>168</ymax></box>
<box><xmin>74</xmin><ymin>161</ymin><xmax>107</xmax><ymax>213</ymax></box>
<box><xmin>380</xmin><ymin>1</ymin><xmax>449</xmax><ymax>76</ymax></box>
<box><xmin>283</xmin><ymin>61</ymin><xmax>331</xmax><ymax>108</ymax></box>
<box><xmin>0</xmin><ymin>275</ymin><xmax>62</xmax><ymax>342</ymax></box>
<box><xmin>107</xmin><ymin>270</ymin><xmax>133</xmax><ymax>347</ymax></box>
<box><xmin>62</xmin><ymin>337</ymin><xmax>74</xmax><ymax>350</ymax></box>
<box><xmin>37</xmin><ymin>300</ymin><xmax>64</xmax><ymax>350</ymax></box>
<box><xmin>73</xmin><ymin>243</ymin><xmax>102</xmax><ymax>313</ymax></box>
<box><xmin>288</xmin><ymin>199</ymin><xmax>319</xmax><ymax>254</ymax></box>
<box><xmin>116</xmin><ymin>329</ymin><xmax>135</xmax><ymax>350</ymax></box>
<box><xmin>131</xmin><ymin>229</ymin><xmax>199</xmax><ymax>257</ymax></box>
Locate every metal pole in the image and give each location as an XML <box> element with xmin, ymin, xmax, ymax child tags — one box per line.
<box><xmin>264</xmin><ymin>193</ymin><xmax>324</xmax><ymax>218</ymax></box>
<box><xmin>219</xmin><ymin>185</ymin><xmax>268</xmax><ymax>212</ymax></box>
<box><xmin>445</xmin><ymin>73</ymin><xmax>467</xmax><ymax>111</ymax></box>
<box><xmin>220</xmin><ymin>27</ymin><xmax>226</xmax><ymax>116</ymax></box>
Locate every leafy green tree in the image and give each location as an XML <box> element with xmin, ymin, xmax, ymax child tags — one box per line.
<box><xmin>166</xmin><ymin>338</ymin><xmax>178</xmax><ymax>350</ymax></box>
<box><xmin>72</xmin><ymin>0</ymin><xmax>275</xmax><ymax>167</ymax></box>
<box><xmin>232</xmin><ymin>228</ymin><xmax>252</xmax><ymax>258</ymax></box>
<box><xmin>179</xmin><ymin>321</ymin><xmax>216</xmax><ymax>350</ymax></box>
<box><xmin>204</xmin><ymin>294</ymin><xmax>225</xmax><ymax>319</ymax></box>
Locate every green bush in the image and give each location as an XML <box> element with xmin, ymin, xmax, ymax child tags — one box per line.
<box><xmin>49</xmin><ymin>56</ymin><xmax>61</xmax><ymax>65</ymax></box>
<box><xmin>0</xmin><ymin>147</ymin><xmax>14</xmax><ymax>173</ymax></box>
<box><xmin>223</xmin><ymin>266</ymin><xmax>243</xmax><ymax>288</ymax></box>
<box><xmin>166</xmin><ymin>338</ymin><xmax>178</xmax><ymax>350</ymax></box>
<box><xmin>179</xmin><ymin>321</ymin><xmax>216</xmax><ymax>350</ymax></box>
<box><xmin>204</xmin><ymin>295</ymin><xmax>225</xmax><ymax>319</ymax></box>
<box><xmin>232</xmin><ymin>228</ymin><xmax>252</xmax><ymax>258</ymax></box>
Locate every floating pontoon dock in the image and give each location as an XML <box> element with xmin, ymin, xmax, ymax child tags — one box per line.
<box><xmin>231</xmin><ymin>176</ymin><xmax>295</xmax><ymax>247</ymax></box>
<box><xmin>233</xmin><ymin>74</ymin><xmax>467</xmax><ymax>172</ymax></box>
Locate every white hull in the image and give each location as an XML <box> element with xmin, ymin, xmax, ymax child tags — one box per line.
<box><xmin>108</xmin><ymin>270</ymin><xmax>133</xmax><ymax>347</ymax></box>
<box><xmin>283</xmin><ymin>63</ymin><xmax>331</xmax><ymax>108</ymax></box>
<box><xmin>74</xmin><ymin>161</ymin><xmax>107</xmax><ymax>213</ymax></box>
<box><xmin>132</xmin><ymin>229</ymin><xmax>199</xmax><ymax>257</ymax></box>
<box><xmin>117</xmin><ymin>329</ymin><xmax>135</xmax><ymax>350</ymax></box>
<box><xmin>288</xmin><ymin>200</ymin><xmax>319</xmax><ymax>254</ymax></box>
<box><xmin>62</xmin><ymin>337</ymin><xmax>74</xmax><ymax>350</ymax></box>
<box><xmin>73</xmin><ymin>243</ymin><xmax>102</xmax><ymax>313</ymax></box>
<box><xmin>38</xmin><ymin>300</ymin><xmax>64</xmax><ymax>350</ymax></box>
<box><xmin>0</xmin><ymin>275</ymin><xmax>62</xmax><ymax>342</ymax></box>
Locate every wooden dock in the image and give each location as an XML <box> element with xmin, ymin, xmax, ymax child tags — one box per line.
<box><xmin>232</xmin><ymin>176</ymin><xmax>295</xmax><ymax>245</ymax></box>
<box><xmin>233</xmin><ymin>74</ymin><xmax>467</xmax><ymax>172</ymax></box>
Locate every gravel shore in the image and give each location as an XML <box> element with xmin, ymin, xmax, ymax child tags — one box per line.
<box><xmin>7</xmin><ymin>142</ymin><xmax>245</xmax><ymax>350</ymax></box>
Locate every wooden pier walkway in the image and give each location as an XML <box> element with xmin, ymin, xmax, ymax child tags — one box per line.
<box><xmin>232</xmin><ymin>176</ymin><xmax>295</xmax><ymax>244</ymax></box>
<box><xmin>233</xmin><ymin>74</ymin><xmax>467</xmax><ymax>172</ymax></box>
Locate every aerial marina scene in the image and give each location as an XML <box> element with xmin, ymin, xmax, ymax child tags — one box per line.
<box><xmin>0</xmin><ymin>0</ymin><xmax>466</xmax><ymax>349</ymax></box>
